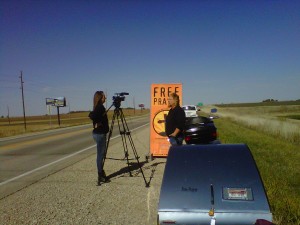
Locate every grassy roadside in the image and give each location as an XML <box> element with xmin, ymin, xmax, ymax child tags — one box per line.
<box><xmin>214</xmin><ymin>118</ymin><xmax>300</xmax><ymax>225</ymax></box>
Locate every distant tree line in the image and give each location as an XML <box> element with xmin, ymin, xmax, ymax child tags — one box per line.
<box><xmin>262</xmin><ymin>99</ymin><xmax>278</xmax><ymax>102</ymax></box>
<box><xmin>262</xmin><ymin>99</ymin><xmax>300</xmax><ymax>103</ymax></box>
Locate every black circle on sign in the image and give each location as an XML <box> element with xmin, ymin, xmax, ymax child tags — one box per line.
<box><xmin>152</xmin><ymin>109</ymin><xmax>169</xmax><ymax>137</ymax></box>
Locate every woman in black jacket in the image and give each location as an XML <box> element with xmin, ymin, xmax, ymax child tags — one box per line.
<box><xmin>92</xmin><ymin>91</ymin><xmax>109</xmax><ymax>185</ymax></box>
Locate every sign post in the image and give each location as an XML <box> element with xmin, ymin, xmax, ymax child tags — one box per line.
<box><xmin>138</xmin><ymin>103</ymin><xmax>145</xmax><ymax>112</ymax></box>
<box><xmin>150</xmin><ymin>83</ymin><xmax>182</xmax><ymax>158</ymax></box>
<box><xmin>46</xmin><ymin>97</ymin><xmax>66</xmax><ymax>126</ymax></box>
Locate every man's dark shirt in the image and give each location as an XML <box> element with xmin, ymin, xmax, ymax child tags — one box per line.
<box><xmin>93</xmin><ymin>102</ymin><xmax>109</xmax><ymax>134</ymax></box>
<box><xmin>165</xmin><ymin>105</ymin><xmax>186</xmax><ymax>136</ymax></box>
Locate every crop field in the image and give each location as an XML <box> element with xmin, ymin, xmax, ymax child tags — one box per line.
<box><xmin>0</xmin><ymin>109</ymin><xmax>150</xmax><ymax>138</ymax></box>
<box><xmin>202</xmin><ymin>102</ymin><xmax>300</xmax><ymax>224</ymax></box>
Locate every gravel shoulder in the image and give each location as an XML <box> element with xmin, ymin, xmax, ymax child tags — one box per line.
<box><xmin>0</xmin><ymin>126</ymin><xmax>167</xmax><ymax>225</ymax></box>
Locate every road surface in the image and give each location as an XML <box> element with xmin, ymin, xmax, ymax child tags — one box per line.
<box><xmin>0</xmin><ymin>120</ymin><xmax>167</xmax><ymax>225</ymax></box>
<box><xmin>0</xmin><ymin>115</ymin><xmax>149</xmax><ymax>199</ymax></box>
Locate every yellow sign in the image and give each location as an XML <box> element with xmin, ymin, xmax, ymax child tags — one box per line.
<box><xmin>150</xmin><ymin>83</ymin><xmax>183</xmax><ymax>157</ymax></box>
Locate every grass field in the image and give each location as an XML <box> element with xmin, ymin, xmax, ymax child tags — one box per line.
<box><xmin>206</xmin><ymin>104</ymin><xmax>300</xmax><ymax>145</ymax></box>
<box><xmin>0</xmin><ymin>109</ymin><xmax>150</xmax><ymax>138</ymax></box>
<box><xmin>202</xmin><ymin>103</ymin><xmax>300</xmax><ymax>225</ymax></box>
<box><xmin>214</xmin><ymin>118</ymin><xmax>300</xmax><ymax>224</ymax></box>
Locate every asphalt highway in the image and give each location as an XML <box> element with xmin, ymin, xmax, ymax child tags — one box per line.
<box><xmin>0</xmin><ymin>115</ymin><xmax>150</xmax><ymax>199</ymax></box>
<box><xmin>0</xmin><ymin>120</ymin><xmax>166</xmax><ymax>225</ymax></box>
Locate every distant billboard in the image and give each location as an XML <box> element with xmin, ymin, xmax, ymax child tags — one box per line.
<box><xmin>46</xmin><ymin>97</ymin><xmax>66</xmax><ymax>107</ymax></box>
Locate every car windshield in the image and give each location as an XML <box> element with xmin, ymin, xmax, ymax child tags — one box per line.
<box><xmin>183</xmin><ymin>106</ymin><xmax>196</xmax><ymax>110</ymax></box>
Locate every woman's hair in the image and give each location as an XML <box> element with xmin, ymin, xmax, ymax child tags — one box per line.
<box><xmin>170</xmin><ymin>92</ymin><xmax>180</xmax><ymax>107</ymax></box>
<box><xmin>93</xmin><ymin>91</ymin><xmax>104</xmax><ymax>110</ymax></box>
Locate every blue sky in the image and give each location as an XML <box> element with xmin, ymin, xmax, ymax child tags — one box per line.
<box><xmin>1</xmin><ymin>0</ymin><xmax>299</xmax><ymax>116</ymax></box>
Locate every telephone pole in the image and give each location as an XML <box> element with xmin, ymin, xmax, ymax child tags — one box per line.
<box><xmin>7</xmin><ymin>105</ymin><xmax>11</xmax><ymax>125</ymax></box>
<box><xmin>20</xmin><ymin>71</ymin><xmax>27</xmax><ymax>130</ymax></box>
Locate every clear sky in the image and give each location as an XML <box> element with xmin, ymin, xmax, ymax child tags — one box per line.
<box><xmin>1</xmin><ymin>0</ymin><xmax>299</xmax><ymax>117</ymax></box>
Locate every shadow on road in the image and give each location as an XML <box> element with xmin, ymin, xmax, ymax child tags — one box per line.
<box><xmin>105</xmin><ymin>159</ymin><xmax>166</xmax><ymax>187</ymax></box>
<box><xmin>106</xmin><ymin>160</ymin><xmax>147</xmax><ymax>179</ymax></box>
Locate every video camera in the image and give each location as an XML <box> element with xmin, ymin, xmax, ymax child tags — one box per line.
<box><xmin>112</xmin><ymin>92</ymin><xmax>129</xmax><ymax>108</ymax></box>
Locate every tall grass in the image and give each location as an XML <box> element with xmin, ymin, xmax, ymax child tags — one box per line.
<box><xmin>202</xmin><ymin>105</ymin><xmax>300</xmax><ymax>145</ymax></box>
<box><xmin>201</xmin><ymin>104</ymin><xmax>300</xmax><ymax>224</ymax></box>
<box><xmin>213</xmin><ymin>118</ymin><xmax>300</xmax><ymax>225</ymax></box>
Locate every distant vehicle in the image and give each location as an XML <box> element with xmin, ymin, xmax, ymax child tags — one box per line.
<box><xmin>184</xmin><ymin>116</ymin><xmax>219</xmax><ymax>144</ymax></box>
<box><xmin>182</xmin><ymin>105</ymin><xmax>198</xmax><ymax>117</ymax></box>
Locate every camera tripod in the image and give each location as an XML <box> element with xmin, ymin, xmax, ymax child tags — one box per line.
<box><xmin>102</xmin><ymin>104</ymin><xmax>149</xmax><ymax>187</ymax></box>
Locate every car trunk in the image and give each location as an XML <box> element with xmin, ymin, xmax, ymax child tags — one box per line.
<box><xmin>158</xmin><ymin>144</ymin><xmax>272</xmax><ymax>225</ymax></box>
<box><xmin>184</xmin><ymin>117</ymin><xmax>216</xmax><ymax>144</ymax></box>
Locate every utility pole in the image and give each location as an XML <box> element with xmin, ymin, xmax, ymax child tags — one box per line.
<box><xmin>7</xmin><ymin>105</ymin><xmax>11</xmax><ymax>125</ymax></box>
<box><xmin>57</xmin><ymin>106</ymin><xmax>61</xmax><ymax>126</ymax></box>
<box><xmin>133</xmin><ymin>96</ymin><xmax>136</xmax><ymax>115</ymax></box>
<box><xmin>105</xmin><ymin>89</ymin><xmax>108</xmax><ymax>109</ymax></box>
<box><xmin>20</xmin><ymin>71</ymin><xmax>27</xmax><ymax>130</ymax></box>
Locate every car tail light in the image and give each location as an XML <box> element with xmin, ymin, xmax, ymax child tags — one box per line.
<box><xmin>212</xmin><ymin>132</ymin><xmax>217</xmax><ymax>138</ymax></box>
<box><xmin>185</xmin><ymin>136</ymin><xmax>191</xmax><ymax>142</ymax></box>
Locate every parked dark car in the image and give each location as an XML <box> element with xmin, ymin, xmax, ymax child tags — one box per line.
<box><xmin>184</xmin><ymin>116</ymin><xmax>219</xmax><ymax>144</ymax></box>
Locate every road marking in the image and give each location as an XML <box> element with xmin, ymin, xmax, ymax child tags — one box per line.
<box><xmin>0</xmin><ymin>123</ymin><xmax>149</xmax><ymax>186</ymax></box>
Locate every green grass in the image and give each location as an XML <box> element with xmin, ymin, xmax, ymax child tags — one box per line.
<box><xmin>214</xmin><ymin>118</ymin><xmax>300</xmax><ymax>225</ymax></box>
<box><xmin>281</xmin><ymin>114</ymin><xmax>300</xmax><ymax>120</ymax></box>
<box><xmin>203</xmin><ymin>105</ymin><xmax>300</xmax><ymax>145</ymax></box>
<box><xmin>215</xmin><ymin>100</ymin><xmax>300</xmax><ymax>108</ymax></box>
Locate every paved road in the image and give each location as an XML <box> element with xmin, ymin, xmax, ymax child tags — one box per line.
<box><xmin>0</xmin><ymin>115</ymin><xmax>149</xmax><ymax>199</ymax></box>
<box><xmin>0</xmin><ymin>123</ymin><xmax>166</xmax><ymax>225</ymax></box>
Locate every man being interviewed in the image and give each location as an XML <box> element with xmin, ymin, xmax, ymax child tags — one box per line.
<box><xmin>166</xmin><ymin>92</ymin><xmax>186</xmax><ymax>146</ymax></box>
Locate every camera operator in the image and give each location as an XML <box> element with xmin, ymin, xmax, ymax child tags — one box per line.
<box><xmin>92</xmin><ymin>91</ymin><xmax>110</xmax><ymax>185</ymax></box>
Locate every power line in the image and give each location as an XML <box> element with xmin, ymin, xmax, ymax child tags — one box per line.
<box><xmin>0</xmin><ymin>79</ymin><xmax>18</xmax><ymax>83</ymax></box>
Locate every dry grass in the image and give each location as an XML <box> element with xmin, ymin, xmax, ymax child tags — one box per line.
<box><xmin>0</xmin><ymin>109</ymin><xmax>150</xmax><ymax>138</ymax></box>
<box><xmin>201</xmin><ymin>103</ymin><xmax>300</xmax><ymax>224</ymax></box>
<box><xmin>213</xmin><ymin>117</ymin><xmax>300</xmax><ymax>224</ymax></box>
<box><xmin>200</xmin><ymin>103</ymin><xmax>300</xmax><ymax>224</ymax></box>
<box><xmin>202</xmin><ymin>105</ymin><xmax>300</xmax><ymax>145</ymax></box>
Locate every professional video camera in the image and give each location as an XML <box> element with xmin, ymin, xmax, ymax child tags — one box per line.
<box><xmin>112</xmin><ymin>92</ymin><xmax>129</xmax><ymax>108</ymax></box>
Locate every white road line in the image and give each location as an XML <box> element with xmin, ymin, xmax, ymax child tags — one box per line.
<box><xmin>0</xmin><ymin>123</ymin><xmax>149</xmax><ymax>186</ymax></box>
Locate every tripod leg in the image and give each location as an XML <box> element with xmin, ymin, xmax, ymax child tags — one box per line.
<box><xmin>102</xmin><ymin>110</ymin><xmax>116</xmax><ymax>170</ymax></box>
<box><xmin>116</xmin><ymin>111</ymin><xmax>133</xmax><ymax>177</ymax></box>
<box><xmin>119</xmin><ymin>108</ymin><xmax>149</xmax><ymax>187</ymax></box>
<box><xmin>103</xmin><ymin>107</ymin><xmax>149</xmax><ymax>187</ymax></box>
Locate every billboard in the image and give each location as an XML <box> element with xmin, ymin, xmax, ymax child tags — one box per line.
<box><xmin>150</xmin><ymin>83</ymin><xmax>182</xmax><ymax>157</ymax></box>
<box><xmin>46</xmin><ymin>97</ymin><xmax>66</xmax><ymax>107</ymax></box>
